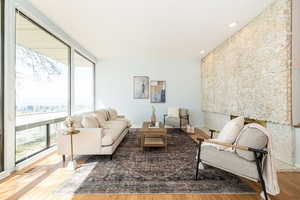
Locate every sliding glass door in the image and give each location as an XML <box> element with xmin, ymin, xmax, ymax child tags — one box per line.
<box><xmin>15</xmin><ymin>11</ymin><xmax>70</xmax><ymax>163</ymax></box>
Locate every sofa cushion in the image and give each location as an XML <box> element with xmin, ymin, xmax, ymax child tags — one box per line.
<box><xmin>101</xmin><ymin>121</ymin><xmax>127</xmax><ymax>146</ymax></box>
<box><xmin>215</xmin><ymin>116</ymin><xmax>244</xmax><ymax>149</ymax></box>
<box><xmin>111</xmin><ymin>118</ymin><xmax>131</xmax><ymax>127</ymax></box>
<box><xmin>81</xmin><ymin>114</ymin><xmax>99</xmax><ymax>128</ymax></box>
<box><xmin>103</xmin><ymin>120</ymin><xmax>128</xmax><ymax>129</ymax></box>
<box><xmin>201</xmin><ymin>145</ymin><xmax>258</xmax><ymax>180</ymax></box>
<box><xmin>235</xmin><ymin>124</ymin><xmax>268</xmax><ymax>161</ymax></box>
<box><xmin>93</xmin><ymin>110</ymin><xmax>107</xmax><ymax>127</ymax></box>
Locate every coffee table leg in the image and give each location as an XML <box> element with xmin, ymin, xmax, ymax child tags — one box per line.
<box><xmin>141</xmin><ymin>135</ymin><xmax>144</xmax><ymax>152</ymax></box>
<box><xmin>165</xmin><ymin>135</ymin><xmax>167</xmax><ymax>152</ymax></box>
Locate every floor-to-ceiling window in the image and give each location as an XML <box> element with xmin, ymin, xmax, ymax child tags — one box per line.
<box><xmin>0</xmin><ymin>0</ymin><xmax>4</xmax><ymax>172</ymax></box>
<box><xmin>73</xmin><ymin>51</ymin><xmax>95</xmax><ymax>114</ymax></box>
<box><xmin>15</xmin><ymin>11</ymin><xmax>70</xmax><ymax>163</ymax></box>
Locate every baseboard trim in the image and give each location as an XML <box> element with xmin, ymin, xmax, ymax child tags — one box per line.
<box><xmin>0</xmin><ymin>147</ymin><xmax>57</xmax><ymax>181</ymax></box>
<box><xmin>0</xmin><ymin>169</ymin><xmax>14</xmax><ymax>180</ymax></box>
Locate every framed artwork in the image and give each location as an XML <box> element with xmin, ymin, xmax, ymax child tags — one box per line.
<box><xmin>150</xmin><ymin>80</ymin><xmax>166</xmax><ymax>103</ymax></box>
<box><xmin>133</xmin><ymin>76</ymin><xmax>149</xmax><ymax>99</ymax></box>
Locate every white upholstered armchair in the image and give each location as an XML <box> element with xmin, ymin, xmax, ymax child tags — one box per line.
<box><xmin>163</xmin><ymin>108</ymin><xmax>190</xmax><ymax>128</ymax></box>
<box><xmin>196</xmin><ymin>119</ymin><xmax>278</xmax><ymax>200</ymax></box>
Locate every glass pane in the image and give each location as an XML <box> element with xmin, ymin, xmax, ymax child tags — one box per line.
<box><xmin>15</xmin><ymin>12</ymin><xmax>69</xmax><ymax>127</ymax></box>
<box><xmin>50</xmin><ymin>122</ymin><xmax>64</xmax><ymax>145</ymax></box>
<box><xmin>16</xmin><ymin>126</ymin><xmax>47</xmax><ymax>162</ymax></box>
<box><xmin>73</xmin><ymin>52</ymin><xmax>94</xmax><ymax>114</ymax></box>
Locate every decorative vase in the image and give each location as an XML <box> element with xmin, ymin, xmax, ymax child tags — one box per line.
<box><xmin>64</xmin><ymin>116</ymin><xmax>75</xmax><ymax>132</ymax></box>
<box><xmin>150</xmin><ymin>106</ymin><xmax>156</xmax><ymax>126</ymax></box>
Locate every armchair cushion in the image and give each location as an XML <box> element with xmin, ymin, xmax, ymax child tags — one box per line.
<box><xmin>165</xmin><ymin>117</ymin><xmax>180</xmax><ymax>127</ymax></box>
<box><xmin>235</xmin><ymin>124</ymin><xmax>268</xmax><ymax>161</ymax></box>
<box><xmin>216</xmin><ymin>117</ymin><xmax>244</xmax><ymax>149</ymax></box>
<box><xmin>179</xmin><ymin>108</ymin><xmax>188</xmax><ymax>117</ymax></box>
<box><xmin>167</xmin><ymin>107</ymin><xmax>179</xmax><ymax>117</ymax></box>
<box><xmin>201</xmin><ymin>145</ymin><xmax>259</xmax><ymax>181</ymax></box>
<box><xmin>81</xmin><ymin>114</ymin><xmax>99</xmax><ymax>128</ymax></box>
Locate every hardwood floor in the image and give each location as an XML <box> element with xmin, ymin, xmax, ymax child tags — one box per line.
<box><xmin>0</xmin><ymin>132</ymin><xmax>299</xmax><ymax>200</ymax></box>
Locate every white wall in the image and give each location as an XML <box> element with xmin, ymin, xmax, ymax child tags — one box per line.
<box><xmin>96</xmin><ymin>59</ymin><xmax>203</xmax><ymax>127</ymax></box>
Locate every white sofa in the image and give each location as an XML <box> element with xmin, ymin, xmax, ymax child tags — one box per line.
<box><xmin>57</xmin><ymin>108</ymin><xmax>131</xmax><ymax>160</ymax></box>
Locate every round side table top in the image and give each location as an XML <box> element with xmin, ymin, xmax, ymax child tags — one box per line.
<box><xmin>63</xmin><ymin>130</ymin><xmax>80</xmax><ymax>135</ymax></box>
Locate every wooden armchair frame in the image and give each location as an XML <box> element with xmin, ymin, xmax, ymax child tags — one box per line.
<box><xmin>196</xmin><ymin>129</ymin><xmax>269</xmax><ymax>200</ymax></box>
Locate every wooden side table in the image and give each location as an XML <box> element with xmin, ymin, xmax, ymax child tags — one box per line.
<box><xmin>63</xmin><ymin>129</ymin><xmax>80</xmax><ymax>170</ymax></box>
<box><xmin>181</xmin><ymin>127</ymin><xmax>210</xmax><ymax>142</ymax></box>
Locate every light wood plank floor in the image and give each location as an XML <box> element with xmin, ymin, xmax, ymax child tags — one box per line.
<box><xmin>0</xmin><ymin>133</ymin><xmax>299</xmax><ymax>200</ymax></box>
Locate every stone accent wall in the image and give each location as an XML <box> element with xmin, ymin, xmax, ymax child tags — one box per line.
<box><xmin>201</xmin><ymin>0</ymin><xmax>295</xmax><ymax>165</ymax></box>
<box><xmin>201</xmin><ymin>0</ymin><xmax>292</xmax><ymax>125</ymax></box>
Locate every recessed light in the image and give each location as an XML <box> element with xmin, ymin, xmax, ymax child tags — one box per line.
<box><xmin>200</xmin><ymin>50</ymin><xmax>205</xmax><ymax>54</ymax></box>
<box><xmin>228</xmin><ymin>22</ymin><xmax>237</xmax><ymax>28</ymax></box>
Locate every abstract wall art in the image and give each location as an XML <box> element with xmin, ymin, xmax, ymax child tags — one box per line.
<box><xmin>150</xmin><ymin>80</ymin><xmax>166</xmax><ymax>103</ymax></box>
<box><xmin>133</xmin><ymin>76</ymin><xmax>149</xmax><ymax>99</ymax></box>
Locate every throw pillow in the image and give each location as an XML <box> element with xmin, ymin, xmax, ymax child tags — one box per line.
<box><xmin>81</xmin><ymin>114</ymin><xmax>99</xmax><ymax>128</ymax></box>
<box><xmin>215</xmin><ymin>116</ymin><xmax>245</xmax><ymax>149</ymax></box>
<box><xmin>108</xmin><ymin>108</ymin><xmax>118</xmax><ymax>120</ymax></box>
<box><xmin>104</xmin><ymin>109</ymin><xmax>110</xmax><ymax>120</ymax></box>
<box><xmin>70</xmin><ymin>114</ymin><xmax>83</xmax><ymax>128</ymax></box>
<box><xmin>93</xmin><ymin>110</ymin><xmax>107</xmax><ymax>127</ymax></box>
<box><xmin>235</xmin><ymin>124</ymin><xmax>268</xmax><ymax>161</ymax></box>
<box><xmin>97</xmin><ymin>109</ymin><xmax>110</xmax><ymax>120</ymax></box>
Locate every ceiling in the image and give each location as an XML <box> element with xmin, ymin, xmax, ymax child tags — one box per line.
<box><xmin>28</xmin><ymin>0</ymin><xmax>277</xmax><ymax>60</ymax></box>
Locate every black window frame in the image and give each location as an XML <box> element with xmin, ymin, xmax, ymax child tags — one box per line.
<box><xmin>0</xmin><ymin>0</ymin><xmax>5</xmax><ymax>172</ymax></box>
<box><xmin>15</xmin><ymin>10</ymin><xmax>71</xmax><ymax>164</ymax></box>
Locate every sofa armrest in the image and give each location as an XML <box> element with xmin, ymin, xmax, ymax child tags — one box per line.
<box><xmin>58</xmin><ymin>128</ymin><xmax>103</xmax><ymax>155</ymax></box>
<box><xmin>196</xmin><ymin>137</ymin><xmax>268</xmax><ymax>154</ymax></box>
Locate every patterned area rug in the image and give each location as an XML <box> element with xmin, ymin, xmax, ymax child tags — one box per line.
<box><xmin>55</xmin><ymin>130</ymin><xmax>254</xmax><ymax>194</ymax></box>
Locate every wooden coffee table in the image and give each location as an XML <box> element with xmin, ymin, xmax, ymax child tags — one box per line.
<box><xmin>139</xmin><ymin>122</ymin><xmax>167</xmax><ymax>152</ymax></box>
